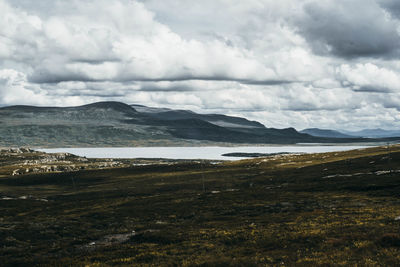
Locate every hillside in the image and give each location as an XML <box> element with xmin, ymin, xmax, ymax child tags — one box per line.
<box><xmin>2</xmin><ymin>101</ymin><xmax>398</xmax><ymax>147</ymax></box>
<box><xmin>343</xmin><ymin>128</ymin><xmax>400</xmax><ymax>138</ymax></box>
<box><xmin>300</xmin><ymin>128</ymin><xmax>356</xmax><ymax>138</ymax></box>
<box><xmin>0</xmin><ymin>101</ymin><xmax>355</xmax><ymax>147</ymax></box>
<box><xmin>1</xmin><ymin>145</ymin><xmax>400</xmax><ymax>265</ymax></box>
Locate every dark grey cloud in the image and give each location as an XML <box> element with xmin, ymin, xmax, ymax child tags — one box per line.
<box><xmin>30</xmin><ymin>70</ymin><xmax>292</xmax><ymax>87</ymax></box>
<box><xmin>383</xmin><ymin>102</ymin><xmax>400</xmax><ymax>111</ymax></box>
<box><xmin>121</xmin><ymin>77</ymin><xmax>292</xmax><ymax>87</ymax></box>
<box><xmin>135</xmin><ymin>79</ymin><xmax>293</xmax><ymax>93</ymax></box>
<box><xmin>52</xmin><ymin>91</ymin><xmax>126</xmax><ymax>97</ymax></box>
<box><xmin>72</xmin><ymin>59</ymin><xmax>121</xmax><ymax>65</ymax></box>
<box><xmin>380</xmin><ymin>0</ymin><xmax>400</xmax><ymax>18</ymax></box>
<box><xmin>282</xmin><ymin>103</ymin><xmax>361</xmax><ymax>112</ymax></box>
<box><xmin>238</xmin><ymin>80</ymin><xmax>293</xmax><ymax>86</ymax></box>
<box><xmin>352</xmin><ymin>85</ymin><xmax>392</xmax><ymax>93</ymax></box>
<box><xmin>29</xmin><ymin>72</ymin><xmax>95</xmax><ymax>84</ymax></box>
<box><xmin>10</xmin><ymin>0</ymin><xmax>54</xmax><ymax>12</ymax></box>
<box><xmin>138</xmin><ymin>83</ymin><xmax>196</xmax><ymax>92</ymax></box>
<box><xmin>373</xmin><ymin>93</ymin><xmax>400</xmax><ymax>111</ymax></box>
<box><xmin>297</xmin><ymin>0</ymin><xmax>400</xmax><ymax>59</ymax></box>
<box><xmin>10</xmin><ymin>0</ymin><xmax>81</xmax><ymax>17</ymax></box>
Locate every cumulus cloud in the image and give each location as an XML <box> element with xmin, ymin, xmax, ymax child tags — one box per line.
<box><xmin>1</xmin><ymin>0</ymin><xmax>400</xmax><ymax>131</ymax></box>
<box><xmin>0</xmin><ymin>69</ymin><xmax>85</xmax><ymax>106</ymax></box>
<box><xmin>1</xmin><ymin>0</ymin><xmax>279</xmax><ymax>85</ymax></box>
<box><xmin>297</xmin><ymin>0</ymin><xmax>400</xmax><ymax>58</ymax></box>
<box><xmin>0</xmin><ymin>69</ymin><xmax>43</xmax><ymax>105</ymax></box>
<box><xmin>337</xmin><ymin>63</ymin><xmax>400</xmax><ymax>92</ymax></box>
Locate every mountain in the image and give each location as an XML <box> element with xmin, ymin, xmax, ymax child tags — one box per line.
<box><xmin>301</xmin><ymin>127</ymin><xmax>400</xmax><ymax>139</ymax></box>
<box><xmin>0</xmin><ymin>101</ymin><xmax>390</xmax><ymax>147</ymax></box>
<box><xmin>343</xmin><ymin>128</ymin><xmax>400</xmax><ymax>138</ymax></box>
<box><xmin>131</xmin><ymin>104</ymin><xmax>265</xmax><ymax>129</ymax></box>
<box><xmin>300</xmin><ymin>128</ymin><xmax>355</xmax><ymax>138</ymax></box>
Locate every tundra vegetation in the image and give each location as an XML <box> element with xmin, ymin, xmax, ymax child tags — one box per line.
<box><xmin>1</xmin><ymin>145</ymin><xmax>400</xmax><ymax>266</ymax></box>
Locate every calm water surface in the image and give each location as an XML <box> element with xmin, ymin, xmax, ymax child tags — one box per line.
<box><xmin>38</xmin><ymin>145</ymin><xmax>371</xmax><ymax>161</ymax></box>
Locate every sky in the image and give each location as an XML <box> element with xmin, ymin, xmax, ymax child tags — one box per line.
<box><xmin>1</xmin><ymin>0</ymin><xmax>400</xmax><ymax>131</ymax></box>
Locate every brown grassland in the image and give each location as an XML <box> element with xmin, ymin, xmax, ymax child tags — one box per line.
<box><xmin>1</xmin><ymin>145</ymin><xmax>400</xmax><ymax>266</ymax></box>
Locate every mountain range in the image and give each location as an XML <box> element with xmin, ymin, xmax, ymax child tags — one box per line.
<box><xmin>0</xmin><ymin>101</ymin><xmax>397</xmax><ymax>147</ymax></box>
<box><xmin>342</xmin><ymin>129</ymin><xmax>400</xmax><ymax>138</ymax></box>
<box><xmin>300</xmin><ymin>128</ymin><xmax>355</xmax><ymax>138</ymax></box>
<box><xmin>301</xmin><ymin>128</ymin><xmax>400</xmax><ymax>139</ymax></box>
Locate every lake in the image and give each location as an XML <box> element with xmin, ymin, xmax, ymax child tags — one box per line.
<box><xmin>38</xmin><ymin>145</ymin><xmax>372</xmax><ymax>161</ymax></box>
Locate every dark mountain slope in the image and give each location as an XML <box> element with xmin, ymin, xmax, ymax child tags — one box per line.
<box><xmin>146</xmin><ymin>109</ymin><xmax>265</xmax><ymax>129</ymax></box>
<box><xmin>300</xmin><ymin>128</ymin><xmax>355</xmax><ymax>138</ymax></box>
<box><xmin>0</xmin><ymin>101</ymin><xmax>140</xmax><ymax>123</ymax></box>
<box><xmin>0</xmin><ymin>101</ymin><xmax>394</xmax><ymax>147</ymax></box>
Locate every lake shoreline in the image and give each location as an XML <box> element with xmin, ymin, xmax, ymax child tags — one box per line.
<box><xmin>37</xmin><ymin>145</ymin><xmax>376</xmax><ymax>161</ymax></box>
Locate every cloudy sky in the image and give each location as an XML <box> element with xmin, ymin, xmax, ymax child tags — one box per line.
<box><xmin>1</xmin><ymin>0</ymin><xmax>400</xmax><ymax>130</ymax></box>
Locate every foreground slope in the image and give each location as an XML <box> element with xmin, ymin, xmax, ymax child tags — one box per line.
<box><xmin>1</xmin><ymin>145</ymin><xmax>400</xmax><ymax>265</ymax></box>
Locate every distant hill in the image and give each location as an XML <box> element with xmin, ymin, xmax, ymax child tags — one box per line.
<box><xmin>0</xmin><ymin>101</ymin><xmax>393</xmax><ymax>147</ymax></box>
<box><xmin>131</xmin><ymin>105</ymin><xmax>265</xmax><ymax>129</ymax></box>
<box><xmin>343</xmin><ymin>129</ymin><xmax>400</xmax><ymax>138</ymax></box>
<box><xmin>300</xmin><ymin>128</ymin><xmax>355</xmax><ymax>138</ymax></box>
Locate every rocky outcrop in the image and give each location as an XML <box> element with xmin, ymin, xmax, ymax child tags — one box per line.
<box><xmin>12</xmin><ymin>169</ymin><xmax>23</xmax><ymax>176</ymax></box>
<box><xmin>6</xmin><ymin>148</ymin><xmax>123</xmax><ymax>176</ymax></box>
<box><xmin>1</xmin><ymin>148</ymin><xmax>35</xmax><ymax>154</ymax></box>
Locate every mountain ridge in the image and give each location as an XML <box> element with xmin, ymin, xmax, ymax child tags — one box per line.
<box><xmin>343</xmin><ymin>128</ymin><xmax>400</xmax><ymax>138</ymax></box>
<box><xmin>300</xmin><ymin>128</ymin><xmax>356</xmax><ymax>138</ymax></box>
<box><xmin>0</xmin><ymin>101</ymin><xmax>397</xmax><ymax>147</ymax></box>
<box><xmin>301</xmin><ymin>127</ymin><xmax>400</xmax><ymax>139</ymax></box>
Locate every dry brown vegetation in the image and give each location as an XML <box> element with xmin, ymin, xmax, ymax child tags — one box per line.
<box><xmin>1</xmin><ymin>145</ymin><xmax>400</xmax><ymax>266</ymax></box>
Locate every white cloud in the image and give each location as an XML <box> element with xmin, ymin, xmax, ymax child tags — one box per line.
<box><xmin>337</xmin><ymin>63</ymin><xmax>400</xmax><ymax>92</ymax></box>
<box><xmin>0</xmin><ymin>69</ymin><xmax>44</xmax><ymax>105</ymax></box>
<box><xmin>0</xmin><ymin>69</ymin><xmax>92</xmax><ymax>106</ymax></box>
<box><xmin>1</xmin><ymin>0</ymin><xmax>400</xmax><ymax>131</ymax></box>
<box><xmin>0</xmin><ymin>0</ymin><xmax>279</xmax><ymax>84</ymax></box>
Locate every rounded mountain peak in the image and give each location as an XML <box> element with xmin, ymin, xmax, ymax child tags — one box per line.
<box><xmin>80</xmin><ymin>101</ymin><xmax>137</xmax><ymax>112</ymax></box>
